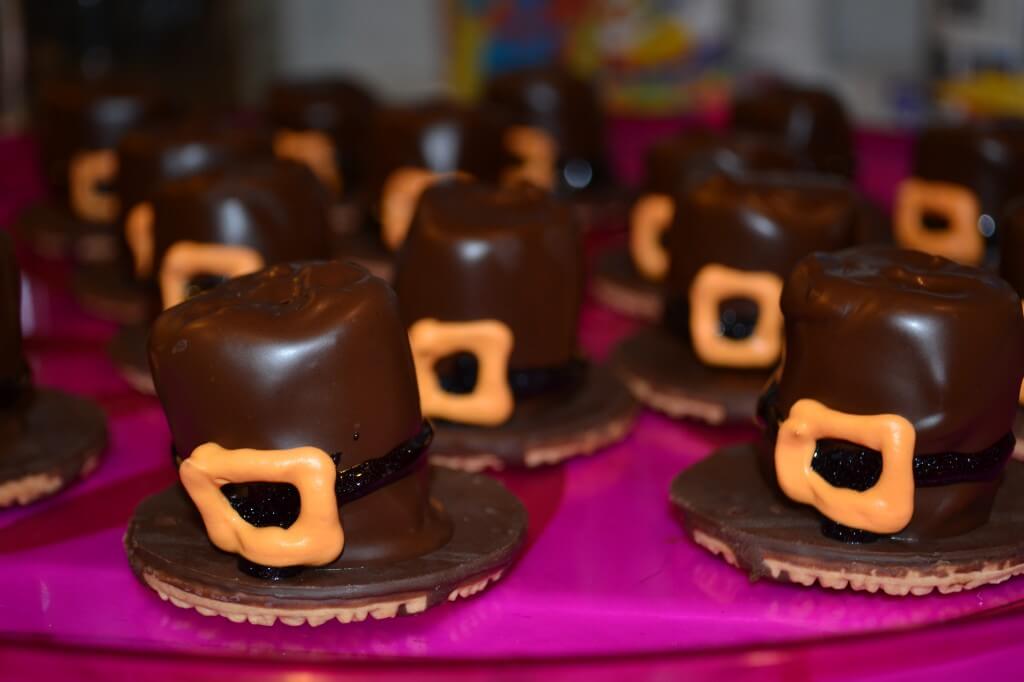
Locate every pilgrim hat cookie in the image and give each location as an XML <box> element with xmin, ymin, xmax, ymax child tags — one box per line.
<box><xmin>109</xmin><ymin>158</ymin><xmax>331</xmax><ymax>395</ymax></box>
<box><xmin>672</xmin><ymin>247</ymin><xmax>1024</xmax><ymax>595</ymax></box>
<box><xmin>731</xmin><ymin>81</ymin><xmax>856</xmax><ymax>179</ymax></box>
<box><xmin>72</xmin><ymin>119</ymin><xmax>273</xmax><ymax>324</ymax></box>
<box><xmin>266</xmin><ymin>77</ymin><xmax>377</xmax><ymax>235</ymax></box>
<box><xmin>332</xmin><ymin>100</ymin><xmax>513</xmax><ymax>280</ymax></box>
<box><xmin>124</xmin><ymin>261</ymin><xmax>526</xmax><ymax>625</ymax></box>
<box><xmin>593</xmin><ymin>129</ymin><xmax>807</xmax><ymax>320</ymax></box>
<box><xmin>15</xmin><ymin>77</ymin><xmax>174</xmax><ymax>262</ymax></box>
<box><xmin>481</xmin><ymin>66</ymin><xmax>623</xmax><ymax>228</ymax></box>
<box><xmin>611</xmin><ymin>172</ymin><xmax>863</xmax><ymax>425</ymax></box>
<box><xmin>893</xmin><ymin>120</ymin><xmax>1024</xmax><ymax>266</ymax></box>
<box><xmin>0</xmin><ymin>234</ymin><xmax>108</xmax><ymax>507</ymax></box>
<box><xmin>393</xmin><ymin>180</ymin><xmax>636</xmax><ymax>471</ymax></box>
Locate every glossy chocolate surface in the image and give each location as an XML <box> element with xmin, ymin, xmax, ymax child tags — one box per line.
<box><xmin>482</xmin><ymin>67</ymin><xmax>610</xmax><ymax>194</ymax></box>
<box><xmin>777</xmin><ymin>247</ymin><xmax>1024</xmax><ymax>454</ymax></box>
<box><xmin>664</xmin><ymin>173</ymin><xmax>860</xmax><ymax>300</ymax></box>
<box><xmin>394</xmin><ymin>181</ymin><xmax>582</xmax><ymax>369</ymax></box>
<box><xmin>149</xmin><ymin>261</ymin><xmax>451</xmax><ymax>562</ymax></box>
<box><xmin>732</xmin><ymin>83</ymin><xmax>855</xmax><ymax>178</ymax></box>
<box><xmin>0</xmin><ymin>233</ymin><xmax>28</xmax><ymax>396</ymax></box>
<box><xmin>117</xmin><ymin>119</ymin><xmax>273</xmax><ymax>216</ymax></box>
<box><xmin>1000</xmin><ymin>200</ymin><xmax>1024</xmax><ymax>296</ymax></box>
<box><xmin>148</xmin><ymin>159</ymin><xmax>331</xmax><ymax>273</ymax></box>
<box><xmin>267</xmin><ymin>77</ymin><xmax>377</xmax><ymax>191</ymax></box>
<box><xmin>366</xmin><ymin>101</ymin><xmax>512</xmax><ymax>209</ymax></box>
<box><xmin>37</xmin><ymin>77</ymin><xmax>175</xmax><ymax>194</ymax></box>
<box><xmin>643</xmin><ymin>129</ymin><xmax>807</xmax><ymax>195</ymax></box>
<box><xmin>912</xmin><ymin>120</ymin><xmax>1024</xmax><ymax>223</ymax></box>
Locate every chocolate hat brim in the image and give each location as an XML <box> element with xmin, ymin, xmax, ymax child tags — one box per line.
<box><xmin>671</xmin><ymin>444</ymin><xmax>1024</xmax><ymax>596</ymax></box>
<box><xmin>611</xmin><ymin>326</ymin><xmax>772</xmax><ymax>425</ymax></box>
<box><xmin>590</xmin><ymin>246</ymin><xmax>665</xmax><ymax>321</ymax></box>
<box><xmin>14</xmin><ymin>200</ymin><xmax>118</xmax><ymax>265</ymax></box>
<box><xmin>124</xmin><ymin>467</ymin><xmax>526</xmax><ymax>626</ymax></box>
<box><xmin>0</xmin><ymin>388</ymin><xmax>108</xmax><ymax>507</ymax></box>
<box><xmin>429</xmin><ymin>364</ymin><xmax>636</xmax><ymax>471</ymax></box>
<box><xmin>72</xmin><ymin>263</ymin><xmax>155</xmax><ymax>325</ymax></box>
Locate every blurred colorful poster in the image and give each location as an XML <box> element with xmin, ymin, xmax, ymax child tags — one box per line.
<box><xmin>449</xmin><ymin>0</ymin><xmax>731</xmax><ymax>116</ymax></box>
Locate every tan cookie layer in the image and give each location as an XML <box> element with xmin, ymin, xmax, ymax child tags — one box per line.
<box><xmin>590</xmin><ymin>276</ymin><xmax>663</xmax><ymax>321</ymax></box>
<box><xmin>430</xmin><ymin>405</ymin><xmax>634</xmax><ymax>472</ymax></box>
<box><xmin>621</xmin><ymin>374</ymin><xmax>726</xmax><ymax>425</ymax></box>
<box><xmin>0</xmin><ymin>452</ymin><xmax>100</xmax><ymax>507</ymax></box>
<box><xmin>141</xmin><ymin>568</ymin><xmax>505</xmax><ymax>627</ymax></box>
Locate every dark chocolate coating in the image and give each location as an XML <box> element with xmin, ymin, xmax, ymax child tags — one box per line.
<box><xmin>267</xmin><ymin>77</ymin><xmax>377</xmax><ymax>191</ymax></box>
<box><xmin>665</xmin><ymin>173</ymin><xmax>861</xmax><ymax>299</ymax></box>
<box><xmin>732</xmin><ymin>83</ymin><xmax>855</xmax><ymax>178</ymax></box>
<box><xmin>1000</xmin><ymin>200</ymin><xmax>1024</xmax><ymax>296</ymax></box>
<box><xmin>643</xmin><ymin>129</ymin><xmax>807</xmax><ymax>195</ymax></box>
<box><xmin>148</xmin><ymin>261</ymin><xmax>451</xmax><ymax>562</ymax></box>
<box><xmin>482</xmin><ymin>67</ymin><xmax>610</xmax><ymax>194</ymax></box>
<box><xmin>366</xmin><ymin>101</ymin><xmax>512</xmax><ymax>210</ymax></box>
<box><xmin>148</xmin><ymin>159</ymin><xmax>331</xmax><ymax>273</ymax></box>
<box><xmin>394</xmin><ymin>181</ymin><xmax>582</xmax><ymax>369</ymax></box>
<box><xmin>116</xmin><ymin>119</ymin><xmax>273</xmax><ymax>217</ymax></box>
<box><xmin>777</xmin><ymin>246</ymin><xmax>1024</xmax><ymax>454</ymax></box>
<box><xmin>911</xmin><ymin>120</ymin><xmax>1024</xmax><ymax>226</ymax></box>
<box><xmin>0</xmin><ymin>233</ymin><xmax>27</xmax><ymax>392</ymax></box>
<box><xmin>37</xmin><ymin>77</ymin><xmax>175</xmax><ymax>195</ymax></box>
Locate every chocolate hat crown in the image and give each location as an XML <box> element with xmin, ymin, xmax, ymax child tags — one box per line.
<box><xmin>38</xmin><ymin>77</ymin><xmax>174</xmax><ymax>192</ymax></box>
<box><xmin>0</xmin><ymin>233</ymin><xmax>28</xmax><ymax>396</ymax></box>
<box><xmin>149</xmin><ymin>159</ymin><xmax>331</xmax><ymax>271</ymax></box>
<box><xmin>732</xmin><ymin>83</ymin><xmax>854</xmax><ymax>178</ymax></box>
<box><xmin>394</xmin><ymin>180</ymin><xmax>582</xmax><ymax>369</ymax></box>
<box><xmin>665</xmin><ymin>173</ymin><xmax>859</xmax><ymax>297</ymax></box>
<box><xmin>912</xmin><ymin>120</ymin><xmax>1024</xmax><ymax>218</ymax></box>
<box><xmin>149</xmin><ymin>261</ymin><xmax>447</xmax><ymax>561</ymax></box>
<box><xmin>117</xmin><ymin>119</ymin><xmax>273</xmax><ymax>214</ymax></box>
<box><xmin>777</xmin><ymin>246</ymin><xmax>1024</xmax><ymax>454</ymax></box>
<box><xmin>267</xmin><ymin>77</ymin><xmax>376</xmax><ymax>188</ymax></box>
<box><xmin>482</xmin><ymin>66</ymin><xmax>608</xmax><ymax>192</ymax></box>
<box><xmin>1000</xmin><ymin>199</ymin><xmax>1024</xmax><ymax>296</ymax></box>
<box><xmin>644</xmin><ymin>129</ymin><xmax>807</xmax><ymax>196</ymax></box>
<box><xmin>366</xmin><ymin>101</ymin><xmax>511</xmax><ymax>208</ymax></box>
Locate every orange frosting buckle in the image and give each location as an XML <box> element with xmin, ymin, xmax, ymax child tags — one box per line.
<box><xmin>274</xmin><ymin>129</ymin><xmax>342</xmax><ymax>194</ymax></box>
<box><xmin>159</xmin><ymin>241</ymin><xmax>265</xmax><ymax>309</ymax></box>
<box><xmin>775</xmin><ymin>399</ymin><xmax>916</xmax><ymax>534</ymax></box>
<box><xmin>179</xmin><ymin>443</ymin><xmax>344</xmax><ymax>567</ymax></box>
<box><xmin>628</xmin><ymin>193</ymin><xmax>674</xmax><ymax>282</ymax></box>
<box><xmin>688</xmin><ymin>263</ymin><xmax>783</xmax><ymax>369</ymax></box>
<box><xmin>894</xmin><ymin>177</ymin><xmax>983</xmax><ymax>265</ymax></box>
<box><xmin>502</xmin><ymin>125</ymin><xmax>558</xmax><ymax>191</ymax></box>
<box><xmin>69</xmin><ymin>149</ymin><xmax>119</xmax><ymax>223</ymax></box>
<box><xmin>124</xmin><ymin>202</ymin><xmax>155</xmax><ymax>279</ymax></box>
<box><xmin>380</xmin><ymin>167</ymin><xmax>469</xmax><ymax>252</ymax></box>
<box><xmin>409</xmin><ymin>318</ymin><xmax>514</xmax><ymax>426</ymax></box>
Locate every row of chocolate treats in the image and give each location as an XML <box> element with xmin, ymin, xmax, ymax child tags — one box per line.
<box><xmin>17</xmin><ymin>67</ymin><xmax>615</xmax><ymax>296</ymax></box>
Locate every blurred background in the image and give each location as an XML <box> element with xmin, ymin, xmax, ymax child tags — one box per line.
<box><xmin>3</xmin><ymin>0</ymin><xmax>1024</xmax><ymax>133</ymax></box>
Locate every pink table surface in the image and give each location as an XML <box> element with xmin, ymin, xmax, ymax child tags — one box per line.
<box><xmin>4</xmin><ymin>128</ymin><xmax>1023</xmax><ymax>682</ymax></box>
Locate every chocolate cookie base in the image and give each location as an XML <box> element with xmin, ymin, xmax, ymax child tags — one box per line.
<box><xmin>571</xmin><ymin>192</ymin><xmax>628</xmax><ymax>233</ymax></box>
<box><xmin>13</xmin><ymin>200</ymin><xmax>118</xmax><ymax>264</ymax></box>
<box><xmin>671</xmin><ymin>444</ymin><xmax>1024</xmax><ymax>595</ymax></box>
<box><xmin>124</xmin><ymin>468</ymin><xmax>526</xmax><ymax>626</ymax></box>
<box><xmin>109</xmin><ymin>323</ymin><xmax>154</xmax><ymax>394</ymax></box>
<box><xmin>590</xmin><ymin>247</ymin><xmax>664</xmax><ymax>320</ymax></box>
<box><xmin>72</xmin><ymin>263</ymin><xmax>154</xmax><ymax>325</ymax></box>
<box><xmin>331</xmin><ymin>229</ymin><xmax>393</xmax><ymax>281</ymax></box>
<box><xmin>0</xmin><ymin>388</ymin><xmax>108</xmax><ymax>506</ymax></box>
<box><xmin>430</xmin><ymin>364</ymin><xmax>636</xmax><ymax>472</ymax></box>
<box><xmin>611</xmin><ymin>327</ymin><xmax>771</xmax><ymax>425</ymax></box>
